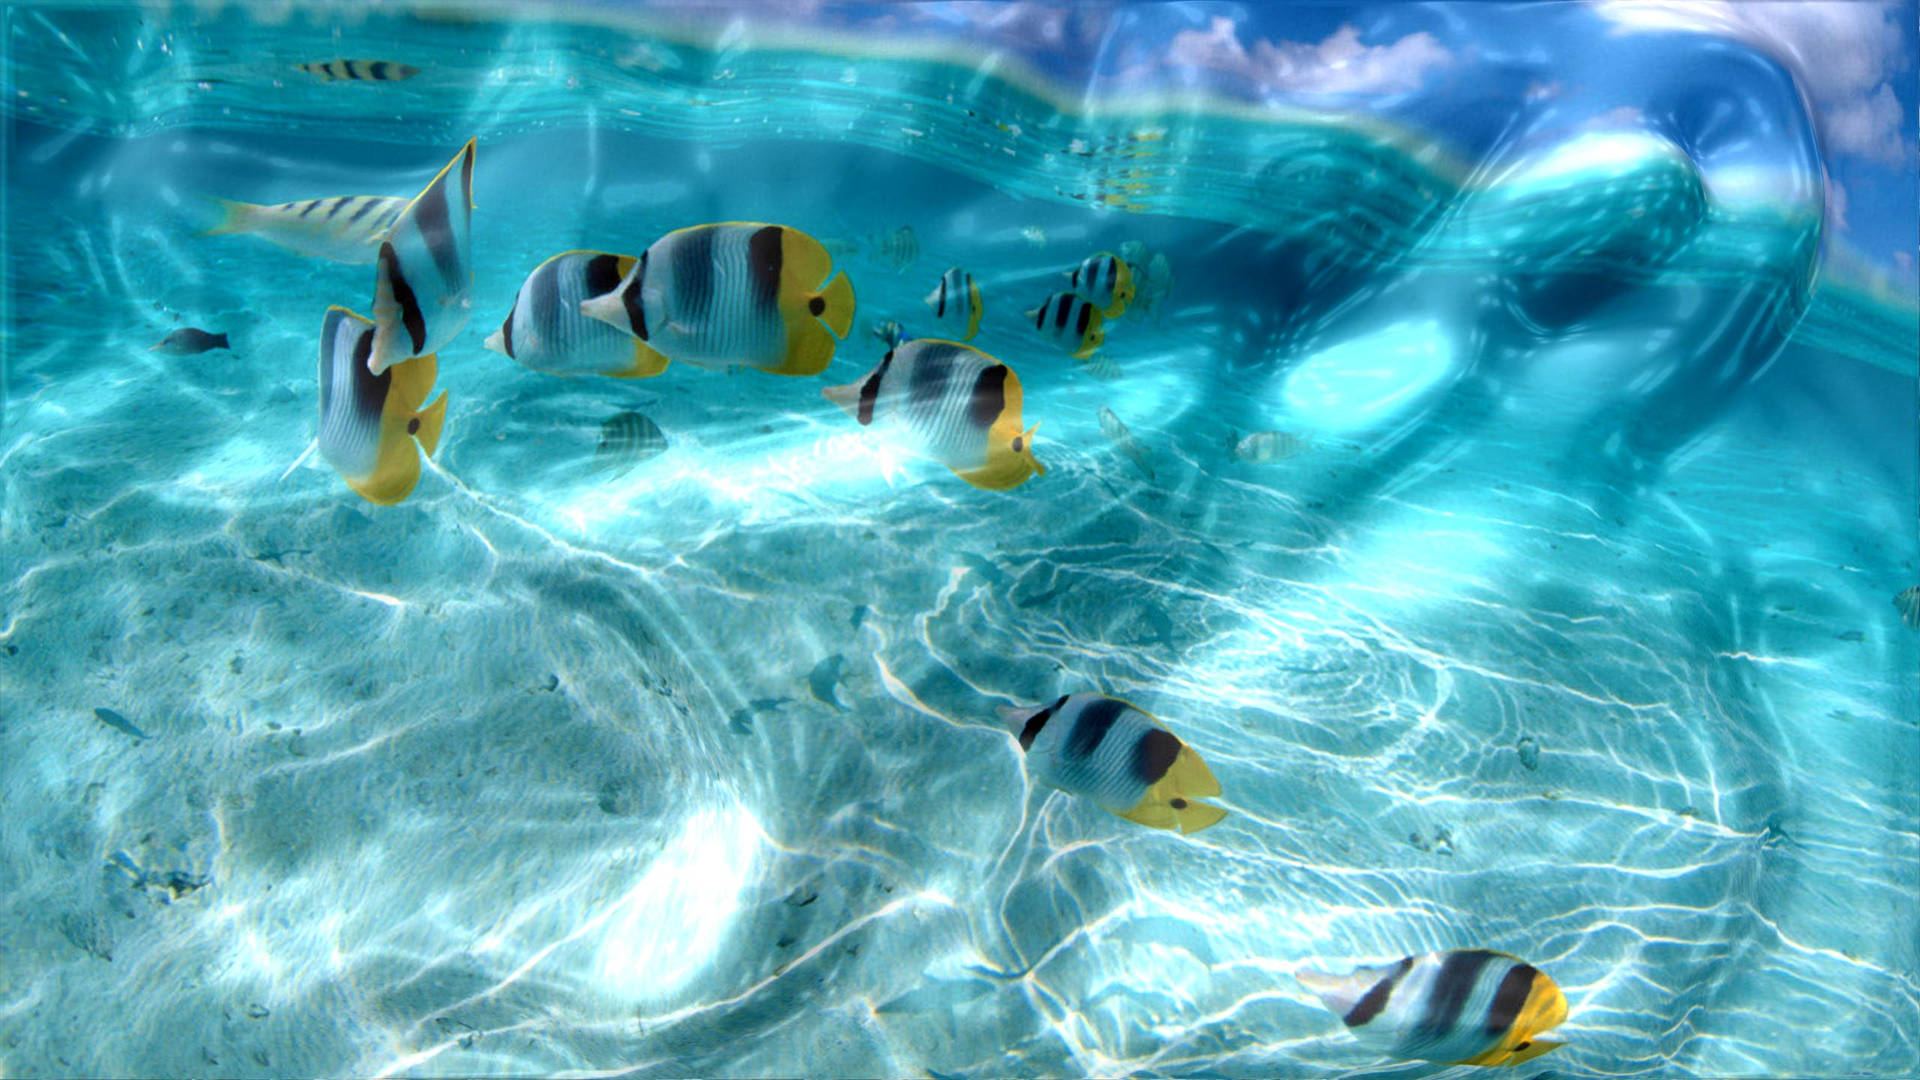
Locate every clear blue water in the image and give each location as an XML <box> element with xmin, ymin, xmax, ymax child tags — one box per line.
<box><xmin>2</xmin><ymin>4</ymin><xmax>1916</xmax><ymax>1078</ymax></box>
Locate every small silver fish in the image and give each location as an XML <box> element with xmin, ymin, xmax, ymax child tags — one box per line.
<box><xmin>867</xmin><ymin>225</ymin><xmax>919</xmax><ymax>272</ymax></box>
<box><xmin>93</xmin><ymin>707</ymin><xmax>148</xmax><ymax>739</ymax></box>
<box><xmin>594</xmin><ymin>411</ymin><xmax>668</xmax><ymax>475</ymax></box>
<box><xmin>1227</xmin><ymin>428</ymin><xmax>1306</xmax><ymax>463</ymax></box>
<box><xmin>1097</xmin><ymin>407</ymin><xmax>1154</xmax><ymax>480</ymax></box>
<box><xmin>867</xmin><ymin>319</ymin><xmax>907</xmax><ymax>348</ymax></box>
<box><xmin>150</xmin><ymin>328</ymin><xmax>229</xmax><ymax>355</ymax></box>
<box><xmin>1897</xmin><ymin>586</ymin><xmax>1920</xmax><ymax>631</ymax></box>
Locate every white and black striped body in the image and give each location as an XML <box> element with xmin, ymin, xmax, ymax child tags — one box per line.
<box><xmin>630</xmin><ymin>225</ymin><xmax>788</xmax><ymax>370</ymax></box>
<box><xmin>370</xmin><ymin>139</ymin><xmax>476</xmax><ymax>374</ymax></box>
<box><xmin>1027</xmin><ymin>292</ymin><xmax>1104</xmax><ymax>359</ymax></box>
<box><xmin>1068</xmin><ymin>251</ymin><xmax>1133</xmax><ymax>317</ymax></box>
<box><xmin>317</xmin><ymin>308</ymin><xmax>385</xmax><ymax>483</ymax></box>
<box><xmin>203</xmin><ymin>194</ymin><xmax>406</xmax><ymax>263</ymax></box>
<box><xmin>297</xmin><ymin>59</ymin><xmax>419</xmax><ymax>82</ymax></box>
<box><xmin>924</xmin><ymin>266</ymin><xmax>983</xmax><ymax>340</ymax></box>
<box><xmin>846</xmin><ymin>340</ymin><xmax>1010</xmax><ymax>470</ymax></box>
<box><xmin>487</xmin><ymin>250</ymin><xmax>657</xmax><ymax>377</ymax></box>
<box><xmin>1016</xmin><ymin>694</ymin><xmax>1179</xmax><ymax>815</ymax></box>
<box><xmin>1299</xmin><ymin>950</ymin><xmax>1568</xmax><ymax>1067</ymax></box>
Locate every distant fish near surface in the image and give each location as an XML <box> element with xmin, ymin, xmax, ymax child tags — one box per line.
<box><xmin>867</xmin><ymin>319</ymin><xmax>908</xmax><ymax>349</ymax></box>
<box><xmin>1097</xmin><ymin>406</ymin><xmax>1154</xmax><ymax>480</ymax></box>
<box><xmin>1067</xmin><ymin>251</ymin><xmax>1134</xmax><ymax>318</ymax></box>
<box><xmin>150</xmin><ymin>327</ymin><xmax>229</xmax><ymax>355</ymax></box>
<box><xmin>1897</xmin><ymin>586</ymin><xmax>1920</xmax><ymax>630</ymax></box>
<box><xmin>594</xmin><ymin>411</ymin><xmax>668</xmax><ymax>475</ymax></box>
<box><xmin>1137</xmin><ymin>252</ymin><xmax>1174</xmax><ymax>323</ymax></box>
<box><xmin>296</xmin><ymin>59</ymin><xmax>420</xmax><ymax>82</ymax></box>
<box><xmin>1026</xmin><ymin>292</ymin><xmax>1105</xmax><ymax>359</ymax></box>
<box><xmin>996</xmin><ymin>693</ymin><xmax>1225</xmax><ymax>834</ymax></box>
<box><xmin>1297</xmin><ymin>949</ymin><xmax>1568</xmax><ymax>1067</ymax></box>
<box><xmin>1117</xmin><ymin>239</ymin><xmax>1149</xmax><ymax>267</ymax></box>
<box><xmin>200</xmin><ymin>194</ymin><xmax>407</xmax><ymax>263</ymax></box>
<box><xmin>822</xmin><ymin>338</ymin><xmax>1045</xmax><ymax>491</ymax></box>
<box><xmin>923</xmin><ymin>266</ymin><xmax>984</xmax><ymax>341</ymax></box>
<box><xmin>868</xmin><ymin>225</ymin><xmax>919</xmax><ymax>272</ymax></box>
<box><xmin>93</xmin><ymin>707</ymin><xmax>148</xmax><ymax>740</ymax></box>
<box><xmin>580</xmin><ymin>222</ymin><xmax>855</xmax><ymax>376</ymax></box>
<box><xmin>318</xmin><ymin>306</ymin><xmax>447</xmax><ymax>505</ymax></box>
<box><xmin>486</xmin><ymin>250</ymin><xmax>668</xmax><ymax>379</ymax></box>
<box><xmin>369</xmin><ymin>138</ymin><xmax>477</xmax><ymax>375</ymax></box>
<box><xmin>1228</xmin><ymin>428</ymin><xmax>1307</xmax><ymax>463</ymax></box>
<box><xmin>1022</xmin><ymin>225</ymin><xmax>1048</xmax><ymax>248</ymax></box>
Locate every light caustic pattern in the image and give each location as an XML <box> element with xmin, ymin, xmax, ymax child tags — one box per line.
<box><xmin>2</xmin><ymin>9</ymin><xmax>1917</xmax><ymax>1080</ymax></box>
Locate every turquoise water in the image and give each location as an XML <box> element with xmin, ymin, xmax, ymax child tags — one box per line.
<box><xmin>2</xmin><ymin>4</ymin><xmax>1917</xmax><ymax>1078</ymax></box>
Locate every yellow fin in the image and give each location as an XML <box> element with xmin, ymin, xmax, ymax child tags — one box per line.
<box><xmin>815</xmin><ymin>269</ymin><xmax>855</xmax><ymax>339</ymax></box>
<box><xmin>1022</xmin><ymin>423</ymin><xmax>1046</xmax><ymax>478</ymax></box>
<box><xmin>613</xmin><ymin>339</ymin><xmax>671</xmax><ymax>379</ymax></box>
<box><xmin>1117</xmin><ymin>800</ymin><xmax>1178</xmax><ymax>830</ymax></box>
<box><xmin>781</xmin><ymin>226</ymin><xmax>834</xmax><ymax>285</ymax></box>
<box><xmin>198</xmin><ymin>196</ymin><xmax>256</xmax><ymax>237</ymax></box>
<box><xmin>773</xmin><ymin>320</ymin><xmax>837</xmax><ymax>376</ymax></box>
<box><xmin>387</xmin><ymin>352</ymin><xmax>440</xmax><ymax>412</ymax></box>
<box><xmin>965</xmin><ymin>279</ymin><xmax>983</xmax><ymax>340</ymax></box>
<box><xmin>1173</xmin><ymin>800</ymin><xmax>1228</xmax><ymax>834</ymax></box>
<box><xmin>412</xmin><ymin>391</ymin><xmax>448</xmax><ymax>458</ymax></box>
<box><xmin>1458</xmin><ymin>1038</ymin><xmax>1564</xmax><ymax>1067</ymax></box>
<box><xmin>1168</xmin><ymin>746</ymin><xmax>1222</xmax><ymax>798</ymax></box>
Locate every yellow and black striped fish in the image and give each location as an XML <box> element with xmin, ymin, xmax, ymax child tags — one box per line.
<box><xmin>923</xmin><ymin>266</ymin><xmax>983</xmax><ymax>340</ymax></box>
<box><xmin>1066</xmin><ymin>251</ymin><xmax>1135</xmax><ymax>318</ymax></box>
<box><xmin>296</xmin><ymin>59</ymin><xmax>420</xmax><ymax>83</ymax></box>
<box><xmin>370</xmin><ymin>139</ymin><xmax>477</xmax><ymax>375</ymax></box>
<box><xmin>200</xmin><ymin>194</ymin><xmax>407</xmax><ymax>263</ymax></box>
<box><xmin>317</xmin><ymin>307</ymin><xmax>446</xmax><ymax>506</ymax></box>
<box><xmin>996</xmin><ymin>693</ymin><xmax>1225</xmax><ymax>833</ymax></box>
<box><xmin>1025</xmin><ymin>292</ymin><xmax>1105</xmax><ymax>359</ymax></box>
<box><xmin>821</xmin><ymin>339</ymin><xmax>1044</xmax><ymax>491</ymax></box>
<box><xmin>485</xmin><ymin>250</ymin><xmax>668</xmax><ymax>379</ymax></box>
<box><xmin>579</xmin><ymin>222</ymin><xmax>855</xmax><ymax>377</ymax></box>
<box><xmin>1298</xmin><ymin>949</ymin><xmax>1568</xmax><ymax>1067</ymax></box>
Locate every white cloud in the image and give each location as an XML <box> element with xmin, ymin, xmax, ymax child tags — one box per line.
<box><xmin>1166</xmin><ymin>18</ymin><xmax>1451</xmax><ymax>96</ymax></box>
<box><xmin>1596</xmin><ymin>1</ymin><xmax>1913</xmax><ymax>165</ymax></box>
<box><xmin>1824</xmin><ymin>171</ymin><xmax>1849</xmax><ymax>231</ymax></box>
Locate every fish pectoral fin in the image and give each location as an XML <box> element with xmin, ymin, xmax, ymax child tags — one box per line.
<box><xmin>613</xmin><ymin>340</ymin><xmax>671</xmax><ymax>379</ymax></box>
<box><xmin>411</xmin><ymin>392</ymin><xmax>449</xmax><ymax>458</ymax></box>
<box><xmin>1168</xmin><ymin>746</ymin><xmax>1222</xmax><ymax>798</ymax></box>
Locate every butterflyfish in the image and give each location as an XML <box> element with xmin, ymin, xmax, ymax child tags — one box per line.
<box><xmin>369</xmin><ymin>138</ymin><xmax>477</xmax><ymax>375</ymax></box>
<box><xmin>296</xmin><ymin>59</ymin><xmax>420</xmax><ymax>82</ymax></box>
<box><xmin>199</xmin><ymin>194</ymin><xmax>407</xmax><ymax>263</ymax></box>
<box><xmin>595</xmin><ymin>411</ymin><xmax>668</xmax><ymax>476</ymax></box>
<box><xmin>1228</xmin><ymin>429</ymin><xmax>1307</xmax><ymax>463</ymax></box>
<box><xmin>1097</xmin><ymin>406</ymin><xmax>1154</xmax><ymax>480</ymax></box>
<box><xmin>1026</xmin><ymin>292</ymin><xmax>1105</xmax><ymax>359</ymax></box>
<box><xmin>150</xmin><ymin>327</ymin><xmax>229</xmax><ymax>355</ymax></box>
<box><xmin>579</xmin><ymin>222</ymin><xmax>855</xmax><ymax>377</ymax></box>
<box><xmin>485</xmin><ymin>250</ymin><xmax>668</xmax><ymax>379</ymax></box>
<box><xmin>996</xmin><ymin>693</ymin><xmax>1226</xmax><ymax>834</ymax></box>
<box><xmin>924</xmin><ymin>266</ymin><xmax>983</xmax><ymax>340</ymax></box>
<box><xmin>1297</xmin><ymin>949</ymin><xmax>1569</xmax><ymax>1067</ymax></box>
<box><xmin>317</xmin><ymin>306</ymin><xmax>447</xmax><ymax>506</ymax></box>
<box><xmin>821</xmin><ymin>339</ymin><xmax>1045</xmax><ymax>491</ymax></box>
<box><xmin>1067</xmin><ymin>251</ymin><xmax>1134</xmax><ymax>318</ymax></box>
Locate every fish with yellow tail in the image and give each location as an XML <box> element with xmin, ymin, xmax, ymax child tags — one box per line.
<box><xmin>485</xmin><ymin>250</ymin><xmax>668</xmax><ymax>379</ymax></box>
<box><xmin>924</xmin><ymin>266</ymin><xmax>983</xmax><ymax>340</ymax></box>
<box><xmin>369</xmin><ymin>138</ymin><xmax>477</xmax><ymax>375</ymax></box>
<box><xmin>317</xmin><ymin>307</ymin><xmax>446</xmax><ymax>506</ymax></box>
<box><xmin>822</xmin><ymin>339</ymin><xmax>1045</xmax><ymax>491</ymax></box>
<box><xmin>1025</xmin><ymin>292</ymin><xmax>1105</xmax><ymax>360</ymax></box>
<box><xmin>200</xmin><ymin>194</ymin><xmax>408</xmax><ymax>263</ymax></box>
<box><xmin>1066</xmin><ymin>251</ymin><xmax>1134</xmax><ymax>318</ymax></box>
<box><xmin>1297</xmin><ymin>949</ymin><xmax>1568</xmax><ymax>1068</ymax></box>
<box><xmin>997</xmin><ymin>694</ymin><xmax>1225</xmax><ymax>834</ymax></box>
<box><xmin>580</xmin><ymin>222</ymin><xmax>855</xmax><ymax>376</ymax></box>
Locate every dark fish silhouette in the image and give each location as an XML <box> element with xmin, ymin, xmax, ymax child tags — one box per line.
<box><xmin>296</xmin><ymin>59</ymin><xmax>420</xmax><ymax>82</ymax></box>
<box><xmin>594</xmin><ymin>411</ymin><xmax>668</xmax><ymax>475</ymax></box>
<box><xmin>94</xmin><ymin>707</ymin><xmax>148</xmax><ymax>739</ymax></box>
<box><xmin>151</xmin><ymin>328</ymin><xmax>229</xmax><ymax>355</ymax></box>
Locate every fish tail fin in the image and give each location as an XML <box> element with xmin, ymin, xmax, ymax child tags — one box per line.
<box><xmin>815</xmin><ymin>270</ymin><xmax>855</xmax><ymax>338</ymax></box>
<box><xmin>214</xmin><ymin>333</ymin><xmax>231</xmax><ymax>350</ymax></box>
<box><xmin>1174</xmin><ymin>800</ymin><xmax>1228</xmax><ymax>834</ymax></box>
<box><xmin>1022</xmin><ymin>423</ymin><xmax>1046</xmax><ymax>477</ymax></box>
<box><xmin>412</xmin><ymin>391</ymin><xmax>448</xmax><ymax>458</ymax></box>
<box><xmin>1507</xmin><ymin>1040</ymin><xmax>1564</xmax><ymax>1064</ymax></box>
<box><xmin>199</xmin><ymin>196</ymin><xmax>255</xmax><ymax>236</ymax></box>
<box><xmin>1169</xmin><ymin>745</ymin><xmax>1222</xmax><ymax>797</ymax></box>
<box><xmin>774</xmin><ymin>322</ymin><xmax>837</xmax><ymax>376</ymax></box>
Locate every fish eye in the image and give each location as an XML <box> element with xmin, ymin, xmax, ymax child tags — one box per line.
<box><xmin>1171</xmin><ymin>798</ymin><xmax>1188</xmax><ymax>809</ymax></box>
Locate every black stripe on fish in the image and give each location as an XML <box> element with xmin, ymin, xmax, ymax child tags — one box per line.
<box><xmin>857</xmin><ymin>349</ymin><xmax>893</xmax><ymax>426</ymax></box>
<box><xmin>1018</xmin><ymin>694</ymin><xmax>1072</xmax><ymax>751</ymax></box>
<box><xmin>674</xmin><ymin>227</ymin><xmax>716</xmax><ymax>322</ymax></box>
<box><xmin>937</xmin><ymin>273</ymin><xmax>948</xmax><ymax>317</ymax></box>
<box><xmin>1075</xmin><ymin>299</ymin><xmax>1092</xmax><ymax>337</ymax></box>
<box><xmin>298</xmin><ymin>199</ymin><xmax>322</xmax><ymax>218</ymax></box>
<box><xmin>381</xmin><ymin>241</ymin><xmax>426</xmax><ymax>355</ymax></box>
<box><xmin>584</xmin><ymin>253</ymin><xmax>624</xmax><ymax>298</ymax></box>
<box><xmin>1065</xmin><ymin>696</ymin><xmax>1127</xmax><ymax>761</ymax></box>
<box><xmin>371</xmin><ymin>61</ymin><xmax>393</xmax><ymax>80</ymax></box>
<box><xmin>747</xmin><ymin>226</ymin><xmax>783</xmax><ymax>313</ymax></box>
<box><xmin>324</xmin><ymin>195</ymin><xmax>350</xmax><ymax>219</ymax></box>
<box><xmin>412</xmin><ymin>172</ymin><xmax>461</xmax><ymax>290</ymax></box>
<box><xmin>1071</xmin><ymin>264</ymin><xmax>1081</xmax><ymax>288</ymax></box>
<box><xmin>346</xmin><ymin>198</ymin><xmax>379</xmax><ymax>225</ymax></box>
<box><xmin>1131</xmin><ymin>728</ymin><xmax>1181</xmax><ymax>784</ymax></box>
<box><xmin>1482</xmin><ymin>962</ymin><xmax>1538</xmax><ymax>1036</ymax></box>
<box><xmin>1418</xmin><ymin>950</ymin><xmax>1498</xmax><ymax>1039</ymax></box>
<box><xmin>907</xmin><ymin>343</ymin><xmax>959</xmax><ymax>415</ymax></box>
<box><xmin>1054</xmin><ymin>295</ymin><xmax>1072</xmax><ymax>330</ymax></box>
<box><xmin>1034</xmin><ymin>302</ymin><xmax>1046</xmax><ymax>331</ymax></box>
<box><xmin>623</xmin><ymin>251</ymin><xmax>650</xmax><ymax>339</ymax></box>
<box><xmin>458</xmin><ymin>141</ymin><xmax>474</xmax><ymax>209</ymax></box>
<box><xmin>1344</xmin><ymin>956</ymin><xmax>1416</xmax><ymax>1027</ymax></box>
<box><xmin>1102</xmin><ymin>255</ymin><xmax>1116</xmax><ymax>291</ymax></box>
<box><xmin>968</xmin><ymin>363</ymin><xmax>1008</xmax><ymax>430</ymax></box>
<box><xmin>498</xmin><ymin>297</ymin><xmax>517</xmax><ymax>359</ymax></box>
<box><xmin>339</xmin><ymin>323</ymin><xmax>389</xmax><ymax>423</ymax></box>
<box><xmin>341</xmin><ymin>60</ymin><xmax>361</xmax><ymax>80</ymax></box>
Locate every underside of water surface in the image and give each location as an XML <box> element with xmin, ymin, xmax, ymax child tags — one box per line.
<box><xmin>1</xmin><ymin>3</ymin><xmax>1916</xmax><ymax>1078</ymax></box>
